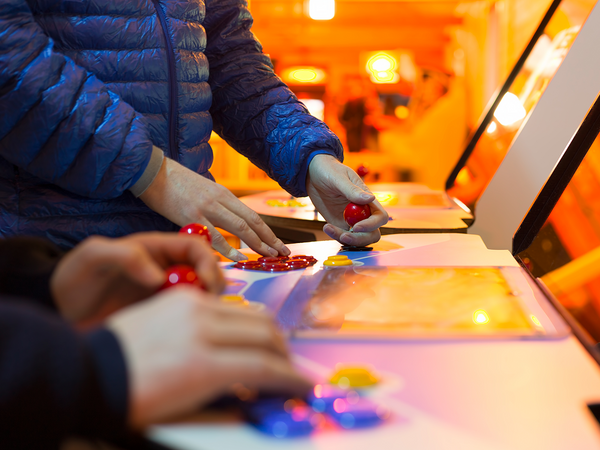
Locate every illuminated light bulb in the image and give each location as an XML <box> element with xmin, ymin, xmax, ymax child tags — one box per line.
<box><xmin>395</xmin><ymin>105</ymin><xmax>409</xmax><ymax>119</ymax></box>
<box><xmin>494</xmin><ymin>92</ymin><xmax>526</xmax><ymax>126</ymax></box>
<box><xmin>367</xmin><ymin>53</ymin><xmax>396</xmax><ymax>73</ymax></box>
<box><xmin>309</xmin><ymin>0</ymin><xmax>335</xmax><ymax>20</ymax></box>
<box><xmin>366</xmin><ymin>53</ymin><xmax>399</xmax><ymax>84</ymax></box>
<box><xmin>370</xmin><ymin>71</ymin><xmax>399</xmax><ymax>84</ymax></box>
<box><xmin>473</xmin><ymin>310</ymin><xmax>490</xmax><ymax>324</ymax></box>
<box><xmin>282</xmin><ymin>66</ymin><xmax>326</xmax><ymax>85</ymax></box>
<box><xmin>486</xmin><ymin>121</ymin><xmax>497</xmax><ymax>133</ymax></box>
<box><xmin>372</xmin><ymin>58</ymin><xmax>392</xmax><ymax>72</ymax></box>
<box><xmin>531</xmin><ymin>315</ymin><xmax>542</xmax><ymax>327</ymax></box>
<box><xmin>291</xmin><ymin>68</ymin><xmax>317</xmax><ymax>83</ymax></box>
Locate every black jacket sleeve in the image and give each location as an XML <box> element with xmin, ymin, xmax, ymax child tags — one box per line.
<box><xmin>0</xmin><ymin>299</ymin><xmax>129</xmax><ymax>449</ymax></box>
<box><xmin>0</xmin><ymin>236</ymin><xmax>64</xmax><ymax>310</ymax></box>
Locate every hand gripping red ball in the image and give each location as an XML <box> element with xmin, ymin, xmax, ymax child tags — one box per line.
<box><xmin>343</xmin><ymin>203</ymin><xmax>371</xmax><ymax>228</ymax></box>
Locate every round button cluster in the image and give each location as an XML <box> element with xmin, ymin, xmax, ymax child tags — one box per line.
<box><xmin>233</xmin><ymin>255</ymin><xmax>317</xmax><ymax>271</ymax></box>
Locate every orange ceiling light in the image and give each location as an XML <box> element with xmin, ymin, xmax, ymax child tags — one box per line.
<box><xmin>308</xmin><ymin>0</ymin><xmax>335</xmax><ymax>20</ymax></box>
<box><xmin>281</xmin><ymin>66</ymin><xmax>326</xmax><ymax>85</ymax></box>
<box><xmin>366</xmin><ymin>52</ymin><xmax>400</xmax><ymax>84</ymax></box>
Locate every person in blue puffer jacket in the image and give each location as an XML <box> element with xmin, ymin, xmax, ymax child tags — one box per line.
<box><xmin>0</xmin><ymin>0</ymin><xmax>389</xmax><ymax>260</ymax></box>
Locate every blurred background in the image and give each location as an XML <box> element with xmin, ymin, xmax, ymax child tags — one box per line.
<box><xmin>210</xmin><ymin>0</ymin><xmax>594</xmax><ymax>195</ymax></box>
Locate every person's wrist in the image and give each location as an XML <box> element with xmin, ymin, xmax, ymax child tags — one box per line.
<box><xmin>138</xmin><ymin>156</ymin><xmax>168</xmax><ymax>204</ymax></box>
<box><xmin>309</xmin><ymin>153</ymin><xmax>337</xmax><ymax>165</ymax></box>
<box><xmin>306</xmin><ymin>153</ymin><xmax>338</xmax><ymax>185</ymax></box>
<box><xmin>129</xmin><ymin>147</ymin><xmax>165</xmax><ymax>197</ymax></box>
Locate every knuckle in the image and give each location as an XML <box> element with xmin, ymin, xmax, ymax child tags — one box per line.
<box><xmin>211</xmin><ymin>231</ymin><xmax>226</xmax><ymax>245</ymax></box>
<box><xmin>234</xmin><ymin>218</ymin><xmax>251</xmax><ymax>234</ymax></box>
<box><xmin>219</xmin><ymin>184</ymin><xmax>233</xmax><ymax>195</ymax></box>
<box><xmin>199</xmin><ymin>197</ymin><xmax>216</xmax><ymax>210</ymax></box>
<box><xmin>247</xmin><ymin>211</ymin><xmax>263</xmax><ymax>226</ymax></box>
<box><xmin>128</xmin><ymin>243</ymin><xmax>147</xmax><ymax>258</ymax></box>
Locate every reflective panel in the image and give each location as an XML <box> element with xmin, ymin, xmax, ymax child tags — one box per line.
<box><xmin>446</xmin><ymin>0</ymin><xmax>596</xmax><ymax>208</ymax></box>
<box><xmin>518</xmin><ymin>127</ymin><xmax>600</xmax><ymax>343</ymax></box>
<box><xmin>276</xmin><ymin>266</ymin><xmax>565</xmax><ymax>338</ymax></box>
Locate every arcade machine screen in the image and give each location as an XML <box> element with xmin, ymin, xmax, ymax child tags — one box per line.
<box><xmin>277</xmin><ymin>265</ymin><xmax>566</xmax><ymax>339</ymax></box>
<box><xmin>447</xmin><ymin>0</ymin><xmax>596</xmax><ymax>208</ymax></box>
<box><xmin>517</xmin><ymin>120</ymin><xmax>600</xmax><ymax>344</ymax></box>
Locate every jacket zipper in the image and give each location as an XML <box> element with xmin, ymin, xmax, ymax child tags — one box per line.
<box><xmin>151</xmin><ymin>0</ymin><xmax>178</xmax><ymax>160</ymax></box>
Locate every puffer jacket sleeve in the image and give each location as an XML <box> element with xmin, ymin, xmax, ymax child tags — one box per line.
<box><xmin>0</xmin><ymin>0</ymin><xmax>154</xmax><ymax>199</ymax></box>
<box><xmin>203</xmin><ymin>0</ymin><xmax>344</xmax><ymax>198</ymax></box>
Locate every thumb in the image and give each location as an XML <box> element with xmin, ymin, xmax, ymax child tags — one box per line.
<box><xmin>332</xmin><ymin>171</ymin><xmax>375</xmax><ymax>205</ymax></box>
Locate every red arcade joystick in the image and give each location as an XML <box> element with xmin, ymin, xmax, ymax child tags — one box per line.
<box><xmin>343</xmin><ymin>203</ymin><xmax>371</xmax><ymax>228</ymax></box>
<box><xmin>356</xmin><ymin>164</ymin><xmax>370</xmax><ymax>179</ymax></box>
<box><xmin>180</xmin><ymin>223</ymin><xmax>212</xmax><ymax>245</ymax></box>
<box><xmin>160</xmin><ymin>265</ymin><xmax>204</xmax><ymax>291</ymax></box>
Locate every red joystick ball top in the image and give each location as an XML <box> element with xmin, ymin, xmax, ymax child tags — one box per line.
<box><xmin>179</xmin><ymin>223</ymin><xmax>212</xmax><ymax>245</ymax></box>
<box><xmin>356</xmin><ymin>164</ymin><xmax>370</xmax><ymax>178</ymax></box>
<box><xmin>160</xmin><ymin>265</ymin><xmax>204</xmax><ymax>291</ymax></box>
<box><xmin>343</xmin><ymin>203</ymin><xmax>371</xmax><ymax>228</ymax></box>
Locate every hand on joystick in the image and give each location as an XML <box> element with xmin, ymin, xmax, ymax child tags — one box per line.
<box><xmin>160</xmin><ymin>265</ymin><xmax>205</xmax><ymax>291</ymax></box>
<box><xmin>343</xmin><ymin>203</ymin><xmax>372</xmax><ymax>230</ymax></box>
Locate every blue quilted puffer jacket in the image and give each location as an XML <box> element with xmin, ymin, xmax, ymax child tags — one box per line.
<box><xmin>0</xmin><ymin>0</ymin><xmax>343</xmax><ymax>248</ymax></box>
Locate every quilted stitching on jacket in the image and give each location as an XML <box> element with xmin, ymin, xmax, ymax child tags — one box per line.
<box><xmin>0</xmin><ymin>0</ymin><xmax>343</xmax><ymax>248</ymax></box>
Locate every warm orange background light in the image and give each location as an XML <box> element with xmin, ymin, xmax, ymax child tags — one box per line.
<box><xmin>281</xmin><ymin>66</ymin><xmax>327</xmax><ymax>85</ymax></box>
<box><xmin>366</xmin><ymin>52</ymin><xmax>399</xmax><ymax>84</ymax></box>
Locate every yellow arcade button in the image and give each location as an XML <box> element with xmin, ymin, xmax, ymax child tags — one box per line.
<box><xmin>329</xmin><ymin>366</ymin><xmax>379</xmax><ymax>388</ymax></box>
<box><xmin>287</xmin><ymin>199</ymin><xmax>307</xmax><ymax>207</ymax></box>
<box><xmin>327</xmin><ymin>255</ymin><xmax>349</xmax><ymax>261</ymax></box>
<box><xmin>220</xmin><ymin>295</ymin><xmax>250</xmax><ymax>307</ymax></box>
<box><xmin>324</xmin><ymin>259</ymin><xmax>353</xmax><ymax>266</ymax></box>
